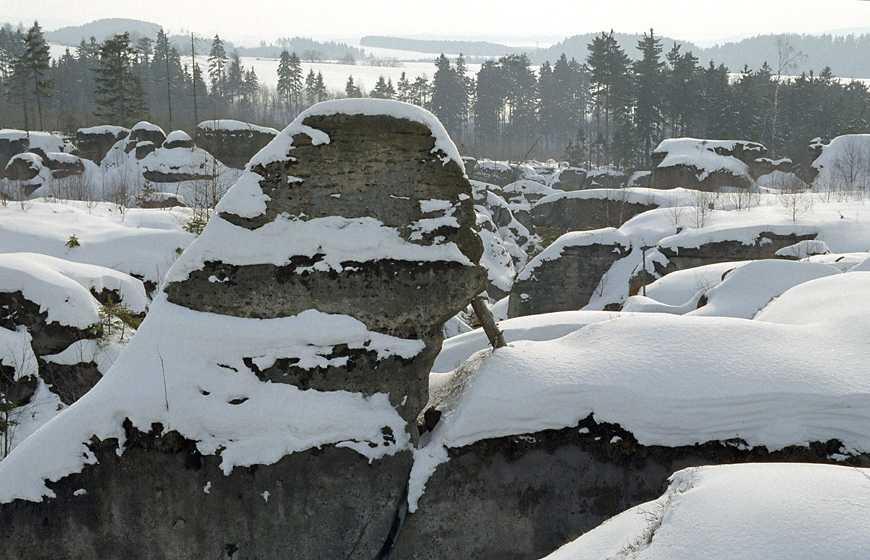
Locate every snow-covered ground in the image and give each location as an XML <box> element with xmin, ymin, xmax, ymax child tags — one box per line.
<box><xmin>541</xmin><ymin>463</ymin><xmax>870</xmax><ymax>560</ymax></box>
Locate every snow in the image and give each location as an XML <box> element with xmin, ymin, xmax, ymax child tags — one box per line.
<box><xmin>811</xmin><ymin>134</ymin><xmax>870</xmax><ymax>191</ymax></box>
<box><xmin>774</xmin><ymin>239</ymin><xmax>830</xmax><ymax>258</ymax></box>
<box><xmin>0</xmin><ymin>253</ymin><xmax>102</xmax><ymax>329</ymax></box>
<box><xmin>0</xmin><ymin>200</ymin><xmax>195</xmax><ymax>284</ymax></box>
<box><xmin>686</xmin><ymin>260</ymin><xmax>841</xmax><ymax>319</ymax></box>
<box><xmin>1</xmin><ymin>252</ymin><xmax>149</xmax><ymax>313</ymax></box>
<box><xmin>0</xmin><ymin>295</ymin><xmax>418</xmax><ymax>503</ymax></box>
<box><xmin>517</xmin><ymin>228</ymin><xmax>630</xmax><ymax>282</ymax></box>
<box><xmin>130</xmin><ymin>121</ymin><xmax>165</xmax><ymax>135</ymax></box>
<box><xmin>542</xmin><ymin>463</ymin><xmax>870</xmax><ymax>560</ymax></box>
<box><xmin>653</xmin><ymin>138</ymin><xmax>754</xmax><ymax>181</ymax></box>
<box><xmin>410</xmin><ymin>271</ymin><xmax>870</xmax><ymax>508</ymax></box>
<box><xmin>164</xmin><ymin>130</ymin><xmax>192</xmax><ymax>146</ymax></box>
<box><xmin>0</xmin><ymin>129</ymin><xmax>66</xmax><ymax>154</ymax></box>
<box><xmin>77</xmin><ymin>125</ymin><xmax>128</xmax><ymax>137</ymax></box>
<box><xmin>164</xmin><ymin>214</ymin><xmax>474</xmax><ymax>285</ymax></box>
<box><xmin>197</xmin><ymin>119</ymin><xmax>279</xmax><ymax>135</ymax></box>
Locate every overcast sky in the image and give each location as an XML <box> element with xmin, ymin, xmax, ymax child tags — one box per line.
<box><xmin>4</xmin><ymin>0</ymin><xmax>870</xmax><ymax>47</ymax></box>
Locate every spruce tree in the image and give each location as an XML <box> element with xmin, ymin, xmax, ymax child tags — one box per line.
<box><xmin>633</xmin><ymin>29</ymin><xmax>666</xmax><ymax>168</ymax></box>
<box><xmin>431</xmin><ymin>54</ymin><xmax>464</xmax><ymax>137</ymax></box>
<box><xmin>277</xmin><ymin>50</ymin><xmax>293</xmax><ymax>105</ymax></box>
<box><xmin>396</xmin><ymin>72</ymin><xmax>411</xmax><ymax>103</ymax></box>
<box><xmin>207</xmin><ymin>35</ymin><xmax>228</xmax><ymax>110</ymax></box>
<box><xmin>344</xmin><ymin>75</ymin><xmax>361</xmax><ymax>98</ymax></box>
<box><xmin>93</xmin><ymin>33</ymin><xmax>147</xmax><ymax>127</ymax></box>
<box><xmin>20</xmin><ymin>22</ymin><xmax>53</xmax><ymax>130</ymax></box>
<box><xmin>370</xmin><ymin>76</ymin><xmax>393</xmax><ymax>99</ymax></box>
<box><xmin>288</xmin><ymin>52</ymin><xmax>303</xmax><ymax>111</ymax></box>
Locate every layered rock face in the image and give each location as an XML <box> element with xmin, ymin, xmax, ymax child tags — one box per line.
<box><xmin>508</xmin><ymin>229</ymin><xmax>631</xmax><ymax>318</ymax></box>
<box><xmin>650</xmin><ymin>138</ymin><xmax>767</xmax><ymax>190</ymax></box>
<box><xmin>531</xmin><ymin>192</ymin><xmax>657</xmax><ymax>237</ymax></box>
<box><xmin>75</xmin><ymin>126</ymin><xmax>130</xmax><ymax>164</ymax></box>
<box><xmin>195</xmin><ymin>119</ymin><xmax>279</xmax><ymax>169</ymax></box>
<box><xmin>0</xmin><ymin>100</ymin><xmax>485</xmax><ymax>560</ymax></box>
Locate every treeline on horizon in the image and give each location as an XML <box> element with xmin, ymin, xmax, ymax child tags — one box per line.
<box><xmin>2</xmin><ymin>22</ymin><xmax>869</xmax><ymax>173</ymax></box>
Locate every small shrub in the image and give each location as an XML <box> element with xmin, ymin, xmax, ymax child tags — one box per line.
<box><xmin>65</xmin><ymin>234</ymin><xmax>81</xmax><ymax>248</ymax></box>
<box><xmin>183</xmin><ymin>216</ymin><xmax>207</xmax><ymax>235</ymax></box>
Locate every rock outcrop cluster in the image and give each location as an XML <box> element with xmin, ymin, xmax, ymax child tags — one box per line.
<box><xmin>0</xmin><ymin>99</ymin><xmax>485</xmax><ymax>560</ymax></box>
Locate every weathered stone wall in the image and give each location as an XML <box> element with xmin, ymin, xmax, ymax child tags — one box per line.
<box><xmin>75</xmin><ymin>128</ymin><xmax>129</xmax><ymax>164</ymax></box>
<box><xmin>390</xmin><ymin>416</ymin><xmax>862</xmax><ymax>560</ymax></box>
<box><xmin>195</xmin><ymin>122</ymin><xmax>279</xmax><ymax>169</ymax></box>
<box><xmin>531</xmin><ymin>194</ymin><xmax>657</xmax><ymax>238</ymax></box>
<box><xmin>656</xmin><ymin>232</ymin><xmax>818</xmax><ymax>276</ymax></box>
<box><xmin>0</xmin><ymin>103</ymin><xmax>485</xmax><ymax>560</ymax></box>
<box><xmin>508</xmin><ymin>241</ymin><xmax>630</xmax><ymax>318</ymax></box>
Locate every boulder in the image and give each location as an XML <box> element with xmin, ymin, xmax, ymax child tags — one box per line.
<box><xmin>650</xmin><ymin>138</ymin><xmax>767</xmax><ymax>191</ymax></box>
<box><xmin>41</xmin><ymin>152</ymin><xmax>86</xmax><ymax>179</ymax></box>
<box><xmin>655</xmin><ymin>227</ymin><xmax>819</xmax><ymax>276</ymax></box>
<box><xmin>469</xmin><ymin>159</ymin><xmax>516</xmax><ymax>186</ymax></box>
<box><xmin>129</xmin><ymin>121</ymin><xmax>167</xmax><ymax>148</ymax></box>
<box><xmin>531</xmin><ymin>190</ymin><xmax>658</xmax><ymax>238</ymax></box>
<box><xmin>195</xmin><ymin>119</ymin><xmax>279</xmax><ymax>169</ymax></box>
<box><xmin>0</xmin><ymin>130</ymin><xmax>65</xmax><ymax>170</ymax></box>
<box><xmin>0</xmin><ymin>99</ymin><xmax>486</xmax><ymax>560</ymax></box>
<box><xmin>583</xmin><ymin>168</ymin><xmax>628</xmax><ymax>189</ymax></box>
<box><xmin>508</xmin><ymin>228</ymin><xmax>631</xmax><ymax>318</ymax></box>
<box><xmin>163</xmin><ymin>130</ymin><xmax>195</xmax><ymax>149</ymax></box>
<box><xmin>75</xmin><ymin>125</ymin><xmax>129</xmax><ymax>164</ymax></box>
<box><xmin>549</xmin><ymin>167</ymin><xmax>587</xmax><ymax>191</ymax></box>
<box><xmin>3</xmin><ymin>152</ymin><xmax>42</xmax><ymax>182</ymax></box>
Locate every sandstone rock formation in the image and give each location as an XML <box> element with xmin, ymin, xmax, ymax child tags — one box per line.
<box><xmin>0</xmin><ymin>99</ymin><xmax>485</xmax><ymax>560</ymax></box>
<box><xmin>508</xmin><ymin>228</ymin><xmax>631</xmax><ymax>318</ymax></box>
<box><xmin>650</xmin><ymin>138</ymin><xmax>768</xmax><ymax>191</ymax></box>
<box><xmin>549</xmin><ymin>167</ymin><xmax>587</xmax><ymax>191</ymax></box>
<box><xmin>655</xmin><ymin>228</ymin><xmax>818</xmax><ymax>276</ymax></box>
<box><xmin>75</xmin><ymin>125</ymin><xmax>130</xmax><ymax>164</ymax></box>
<box><xmin>195</xmin><ymin>119</ymin><xmax>279</xmax><ymax>169</ymax></box>
<box><xmin>531</xmin><ymin>190</ymin><xmax>658</xmax><ymax>238</ymax></box>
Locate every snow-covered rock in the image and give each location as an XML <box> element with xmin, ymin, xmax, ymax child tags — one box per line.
<box><xmin>651</xmin><ymin>138</ymin><xmax>766</xmax><ymax>191</ymax></box>
<box><xmin>542</xmin><ymin>464</ymin><xmax>870</xmax><ymax>560</ymax></box>
<box><xmin>0</xmin><ymin>99</ymin><xmax>485</xmax><ymax>560</ymax></box>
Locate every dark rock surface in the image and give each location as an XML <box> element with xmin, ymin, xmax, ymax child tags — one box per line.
<box><xmin>0</xmin><ymin>135</ymin><xmax>29</xmax><ymax>171</ymax></box>
<box><xmin>650</xmin><ymin>139</ymin><xmax>767</xmax><ymax>191</ymax></box>
<box><xmin>42</xmin><ymin>152</ymin><xmax>86</xmax><ymax>179</ymax></box>
<box><xmin>531</xmin><ymin>193</ymin><xmax>657</xmax><ymax>238</ymax></box>
<box><xmin>0</xmin><ymin>101</ymin><xmax>485</xmax><ymax>560</ymax></box>
<box><xmin>508</xmin><ymin>236</ymin><xmax>631</xmax><ymax>318</ymax></box>
<box><xmin>3</xmin><ymin>153</ymin><xmax>42</xmax><ymax>182</ymax></box>
<box><xmin>549</xmin><ymin>167</ymin><xmax>587</xmax><ymax>191</ymax></box>
<box><xmin>0</xmin><ymin>421</ymin><xmax>412</xmax><ymax>560</ymax></box>
<box><xmin>195</xmin><ymin>120</ymin><xmax>279</xmax><ymax>169</ymax></box>
<box><xmin>390</xmin><ymin>415</ymin><xmax>866</xmax><ymax>560</ymax></box>
<box><xmin>75</xmin><ymin>126</ymin><xmax>129</xmax><ymax>164</ymax></box>
<box><xmin>656</xmin><ymin>232</ymin><xmax>818</xmax><ymax>276</ymax></box>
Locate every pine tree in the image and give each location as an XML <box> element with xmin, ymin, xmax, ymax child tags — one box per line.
<box><xmin>93</xmin><ymin>33</ymin><xmax>147</xmax><ymax>127</ymax></box>
<box><xmin>304</xmin><ymin>69</ymin><xmax>317</xmax><ymax>105</ymax></box>
<box><xmin>207</xmin><ymin>35</ymin><xmax>228</xmax><ymax>109</ymax></box>
<box><xmin>226</xmin><ymin>52</ymin><xmax>244</xmax><ymax>107</ymax></box>
<box><xmin>632</xmin><ymin>29</ymin><xmax>666</xmax><ymax>168</ymax></box>
<box><xmin>586</xmin><ymin>31</ymin><xmax>631</xmax><ymax>166</ymax></box>
<box><xmin>474</xmin><ymin>60</ymin><xmax>504</xmax><ymax>146</ymax></box>
<box><xmin>370</xmin><ymin>75</ymin><xmax>394</xmax><ymax>99</ymax></box>
<box><xmin>277</xmin><ymin>50</ymin><xmax>293</xmax><ymax>105</ymax></box>
<box><xmin>344</xmin><ymin>75</ymin><xmax>361</xmax><ymax>98</ymax></box>
<box><xmin>396</xmin><ymin>72</ymin><xmax>411</xmax><ymax>103</ymax></box>
<box><xmin>288</xmin><ymin>52</ymin><xmax>303</xmax><ymax>111</ymax></box>
<box><xmin>500</xmin><ymin>53</ymin><xmax>538</xmax><ymax>145</ymax></box>
<box><xmin>314</xmin><ymin>71</ymin><xmax>327</xmax><ymax>102</ymax></box>
<box><xmin>431</xmin><ymin>54</ymin><xmax>464</xmax><ymax>137</ymax></box>
<box><xmin>20</xmin><ymin>22</ymin><xmax>53</xmax><ymax>130</ymax></box>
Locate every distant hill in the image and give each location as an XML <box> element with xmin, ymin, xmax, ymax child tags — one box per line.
<box><xmin>45</xmin><ymin>18</ymin><xmax>162</xmax><ymax>45</ymax></box>
<box><xmin>366</xmin><ymin>31</ymin><xmax>870</xmax><ymax>78</ymax></box>
<box><xmin>360</xmin><ymin>36</ymin><xmax>527</xmax><ymax>58</ymax></box>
